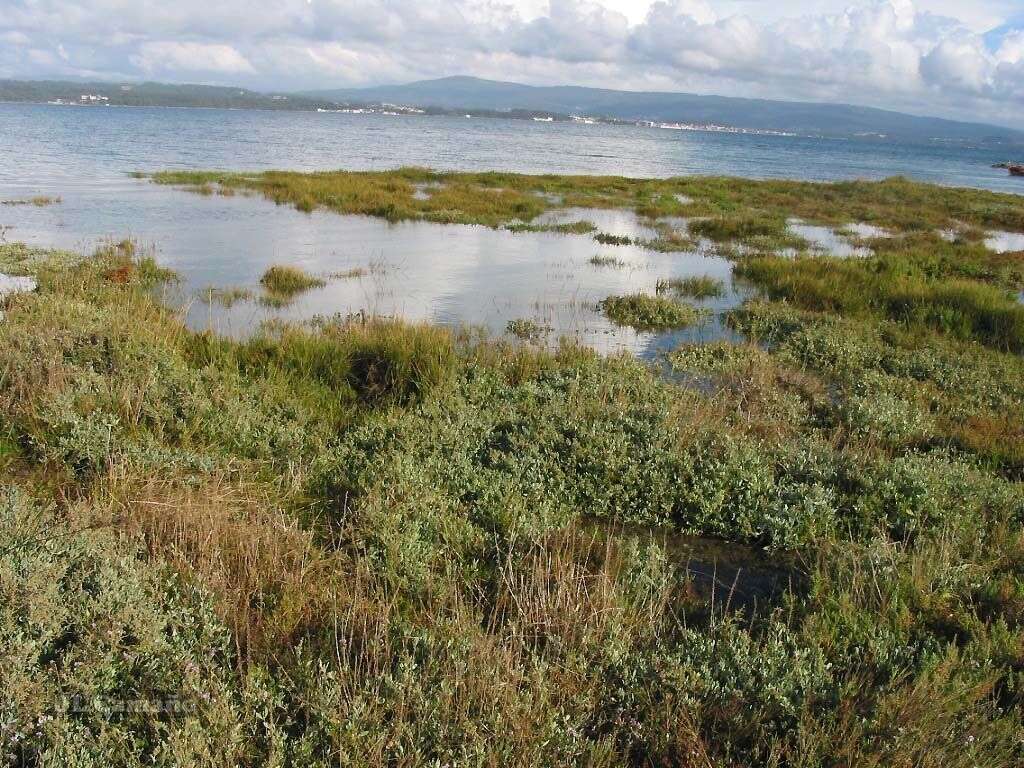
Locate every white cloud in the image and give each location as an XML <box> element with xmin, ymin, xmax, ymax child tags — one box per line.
<box><xmin>996</xmin><ymin>30</ymin><xmax>1024</xmax><ymax>63</ymax></box>
<box><xmin>0</xmin><ymin>31</ymin><xmax>31</xmax><ymax>46</ymax></box>
<box><xmin>0</xmin><ymin>0</ymin><xmax>1021</xmax><ymax>125</ymax></box>
<box><xmin>131</xmin><ymin>42</ymin><xmax>255</xmax><ymax>75</ymax></box>
<box><xmin>920</xmin><ymin>35</ymin><xmax>992</xmax><ymax>94</ymax></box>
<box><xmin>510</xmin><ymin>0</ymin><xmax>630</xmax><ymax>62</ymax></box>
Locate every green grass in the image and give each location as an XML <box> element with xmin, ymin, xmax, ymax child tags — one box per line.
<box><xmin>150</xmin><ymin>170</ymin><xmax>1024</xmax><ymax>245</ymax></box>
<box><xmin>508</xmin><ymin>220</ymin><xmax>598</xmax><ymax>235</ymax></box>
<box><xmin>594</xmin><ymin>232</ymin><xmax>633</xmax><ymax>246</ymax></box>
<box><xmin>506</xmin><ymin>318</ymin><xmax>550</xmax><ymax>341</ymax></box>
<box><xmin>736</xmin><ymin>254</ymin><xmax>1024</xmax><ymax>352</ymax></box>
<box><xmin>5</xmin><ymin>165</ymin><xmax>1024</xmax><ymax>766</ymax></box>
<box><xmin>656</xmin><ymin>275</ymin><xmax>727</xmax><ymax>299</ymax></box>
<box><xmin>588</xmin><ymin>254</ymin><xmax>627</xmax><ymax>268</ymax></box>
<box><xmin>600</xmin><ymin>293</ymin><xmax>706</xmax><ymax>330</ymax></box>
<box><xmin>259</xmin><ymin>264</ymin><xmax>326</xmax><ymax>296</ymax></box>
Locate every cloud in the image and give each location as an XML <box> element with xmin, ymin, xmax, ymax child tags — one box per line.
<box><xmin>0</xmin><ymin>0</ymin><xmax>1022</xmax><ymax>125</ymax></box>
<box><xmin>510</xmin><ymin>0</ymin><xmax>630</xmax><ymax>62</ymax></box>
<box><xmin>131</xmin><ymin>42</ymin><xmax>256</xmax><ymax>75</ymax></box>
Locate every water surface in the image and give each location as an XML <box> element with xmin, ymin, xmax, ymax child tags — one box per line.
<box><xmin>2</xmin><ymin>103</ymin><xmax>1022</xmax><ymax>356</ymax></box>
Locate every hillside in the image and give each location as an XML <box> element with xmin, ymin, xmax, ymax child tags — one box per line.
<box><xmin>0</xmin><ymin>79</ymin><xmax>332</xmax><ymax>111</ymax></box>
<box><xmin>310</xmin><ymin>75</ymin><xmax>1024</xmax><ymax>144</ymax></box>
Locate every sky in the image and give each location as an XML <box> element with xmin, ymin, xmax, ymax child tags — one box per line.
<box><xmin>2</xmin><ymin>0</ymin><xmax>1024</xmax><ymax>126</ymax></box>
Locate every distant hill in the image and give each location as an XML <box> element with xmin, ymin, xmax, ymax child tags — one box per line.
<box><xmin>0</xmin><ymin>79</ymin><xmax>333</xmax><ymax>111</ymax></box>
<box><xmin>4</xmin><ymin>76</ymin><xmax>1022</xmax><ymax>147</ymax></box>
<box><xmin>308</xmin><ymin>76</ymin><xmax>1024</xmax><ymax>146</ymax></box>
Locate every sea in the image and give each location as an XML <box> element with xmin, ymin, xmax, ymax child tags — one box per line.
<box><xmin>1</xmin><ymin>102</ymin><xmax>1021</xmax><ymax>357</ymax></box>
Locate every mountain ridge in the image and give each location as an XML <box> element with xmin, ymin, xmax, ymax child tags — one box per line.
<box><xmin>307</xmin><ymin>75</ymin><xmax>1024</xmax><ymax>145</ymax></box>
<box><xmin>3</xmin><ymin>75</ymin><xmax>1021</xmax><ymax>146</ymax></box>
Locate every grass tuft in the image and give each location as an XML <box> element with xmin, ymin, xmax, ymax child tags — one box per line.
<box><xmin>656</xmin><ymin>275</ymin><xmax>727</xmax><ymax>299</ymax></box>
<box><xmin>589</xmin><ymin>254</ymin><xmax>627</xmax><ymax>268</ymax></box>
<box><xmin>600</xmin><ymin>293</ymin><xmax>706</xmax><ymax>330</ymax></box>
<box><xmin>594</xmin><ymin>232</ymin><xmax>633</xmax><ymax>246</ymax></box>
<box><xmin>506</xmin><ymin>318</ymin><xmax>551</xmax><ymax>341</ymax></box>
<box><xmin>259</xmin><ymin>265</ymin><xmax>326</xmax><ymax>296</ymax></box>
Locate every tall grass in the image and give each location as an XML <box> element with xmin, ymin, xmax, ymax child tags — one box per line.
<box><xmin>737</xmin><ymin>254</ymin><xmax>1024</xmax><ymax>351</ymax></box>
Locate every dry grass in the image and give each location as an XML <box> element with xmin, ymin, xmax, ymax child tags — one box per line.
<box><xmin>106</xmin><ymin>474</ymin><xmax>342</xmax><ymax>662</ymax></box>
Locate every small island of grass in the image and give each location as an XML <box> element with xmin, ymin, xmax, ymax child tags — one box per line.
<box><xmin>656</xmin><ymin>275</ymin><xmax>727</xmax><ymax>299</ymax></box>
<box><xmin>259</xmin><ymin>264</ymin><xmax>326</xmax><ymax>296</ymax></box>
<box><xmin>600</xmin><ymin>293</ymin><xmax>706</xmax><ymax>330</ymax></box>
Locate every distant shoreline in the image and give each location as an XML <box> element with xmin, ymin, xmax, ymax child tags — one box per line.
<box><xmin>4</xmin><ymin>76</ymin><xmax>1023</xmax><ymax>148</ymax></box>
<box><xmin>2</xmin><ymin>99</ymin><xmax>1013</xmax><ymax>150</ymax></box>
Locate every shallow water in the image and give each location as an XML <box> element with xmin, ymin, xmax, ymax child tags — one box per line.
<box><xmin>843</xmin><ymin>222</ymin><xmax>889</xmax><ymax>239</ymax></box>
<box><xmin>533</xmin><ymin>207</ymin><xmax>662</xmax><ymax>241</ymax></box>
<box><xmin>592</xmin><ymin>521</ymin><xmax>801</xmax><ymax>611</ymax></box>
<box><xmin>3</xmin><ymin>102</ymin><xmax>1021</xmax><ymax>356</ymax></box>
<box><xmin>0</xmin><ymin>273</ymin><xmax>37</xmax><ymax>298</ymax></box>
<box><xmin>985</xmin><ymin>230</ymin><xmax>1024</xmax><ymax>253</ymax></box>
<box><xmin>786</xmin><ymin>219</ymin><xmax>873</xmax><ymax>258</ymax></box>
<box><xmin>0</xmin><ymin>181</ymin><xmax>746</xmax><ymax>357</ymax></box>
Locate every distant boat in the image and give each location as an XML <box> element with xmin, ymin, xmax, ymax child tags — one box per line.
<box><xmin>532</xmin><ymin>116</ymin><xmax>554</xmax><ymax>122</ymax></box>
<box><xmin>993</xmin><ymin>162</ymin><xmax>1024</xmax><ymax>176</ymax></box>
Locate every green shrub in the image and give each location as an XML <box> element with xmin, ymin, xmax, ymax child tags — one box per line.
<box><xmin>0</xmin><ymin>487</ymin><xmax>243</xmax><ymax>766</ymax></box>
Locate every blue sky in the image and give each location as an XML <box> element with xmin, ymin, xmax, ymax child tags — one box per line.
<box><xmin>2</xmin><ymin>0</ymin><xmax>1023</xmax><ymax>125</ymax></box>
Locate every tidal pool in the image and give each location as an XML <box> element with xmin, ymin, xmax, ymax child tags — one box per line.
<box><xmin>0</xmin><ymin>179</ymin><xmax>748</xmax><ymax>358</ymax></box>
<box><xmin>533</xmin><ymin>206</ymin><xmax>663</xmax><ymax>241</ymax></box>
<box><xmin>985</xmin><ymin>230</ymin><xmax>1024</xmax><ymax>254</ymax></box>
<box><xmin>786</xmin><ymin>219</ymin><xmax>874</xmax><ymax>258</ymax></box>
<box><xmin>589</xmin><ymin>521</ymin><xmax>801</xmax><ymax>612</ymax></box>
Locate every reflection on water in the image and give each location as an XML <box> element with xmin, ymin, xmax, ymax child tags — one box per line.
<box><xmin>986</xmin><ymin>230</ymin><xmax>1024</xmax><ymax>253</ymax></box>
<box><xmin>590</xmin><ymin>521</ymin><xmax>801</xmax><ymax>612</ymax></box>
<box><xmin>533</xmin><ymin>207</ymin><xmax>662</xmax><ymax>241</ymax></box>
<box><xmin>0</xmin><ymin>181</ymin><xmax>747</xmax><ymax>358</ymax></box>
<box><xmin>412</xmin><ymin>182</ymin><xmax>444</xmax><ymax>201</ymax></box>
<box><xmin>0</xmin><ymin>273</ymin><xmax>37</xmax><ymax>298</ymax></box>
<box><xmin>786</xmin><ymin>218</ymin><xmax>873</xmax><ymax>258</ymax></box>
<box><xmin>843</xmin><ymin>222</ymin><xmax>889</xmax><ymax>239</ymax></box>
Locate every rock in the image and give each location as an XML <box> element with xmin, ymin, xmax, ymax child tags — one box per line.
<box><xmin>1010</xmin><ymin>165</ymin><xmax>1024</xmax><ymax>178</ymax></box>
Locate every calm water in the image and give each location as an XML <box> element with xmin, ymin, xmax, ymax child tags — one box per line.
<box><xmin>1</xmin><ymin>103</ymin><xmax>1021</xmax><ymax>356</ymax></box>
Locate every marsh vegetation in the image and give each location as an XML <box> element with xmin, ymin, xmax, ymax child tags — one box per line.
<box><xmin>656</xmin><ymin>275</ymin><xmax>727</xmax><ymax>299</ymax></box>
<box><xmin>1</xmin><ymin>195</ymin><xmax>61</xmax><ymax>207</ymax></box>
<box><xmin>600</xmin><ymin>293</ymin><xmax>707</xmax><ymax>330</ymax></box>
<box><xmin>3</xmin><ymin>169</ymin><xmax>1024</xmax><ymax>766</ymax></box>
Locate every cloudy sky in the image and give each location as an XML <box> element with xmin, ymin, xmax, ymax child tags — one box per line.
<box><xmin>2</xmin><ymin>0</ymin><xmax>1024</xmax><ymax>125</ymax></box>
